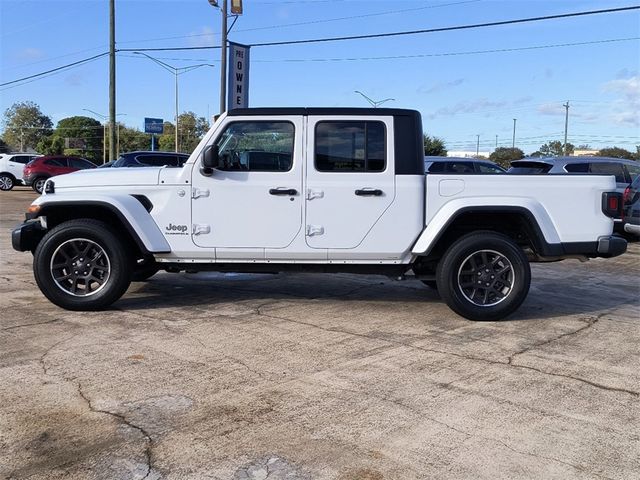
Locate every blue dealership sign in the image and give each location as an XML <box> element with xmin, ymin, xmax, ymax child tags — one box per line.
<box><xmin>144</xmin><ymin>118</ymin><xmax>164</xmax><ymax>134</ymax></box>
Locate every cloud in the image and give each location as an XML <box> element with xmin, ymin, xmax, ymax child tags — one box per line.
<box><xmin>602</xmin><ymin>75</ymin><xmax>640</xmax><ymax>127</ymax></box>
<box><xmin>427</xmin><ymin>98</ymin><xmax>507</xmax><ymax>119</ymax></box>
<box><xmin>188</xmin><ymin>26</ymin><xmax>216</xmax><ymax>47</ymax></box>
<box><xmin>537</xmin><ymin>103</ymin><xmax>565</xmax><ymax>116</ymax></box>
<box><xmin>419</xmin><ymin>78</ymin><xmax>465</xmax><ymax>94</ymax></box>
<box><xmin>615</xmin><ymin>68</ymin><xmax>638</xmax><ymax>80</ymax></box>
<box><xmin>15</xmin><ymin>48</ymin><xmax>45</xmax><ymax>60</ymax></box>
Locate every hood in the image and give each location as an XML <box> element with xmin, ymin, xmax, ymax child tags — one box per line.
<box><xmin>51</xmin><ymin>167</ymin><xmax>162</xmax><ymax>188</ymax></box>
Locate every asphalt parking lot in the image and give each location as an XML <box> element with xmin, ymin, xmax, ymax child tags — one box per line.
<box><xmin>1</xmin><ymin>187</ymin><xmax>639</xmax><ymax>480</ymax></box>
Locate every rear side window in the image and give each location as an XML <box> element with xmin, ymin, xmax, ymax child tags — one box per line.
<box><xmin>565</xmin><ymin>163</ymin><xmax>589</xmax><ymax>173</ymax></box>
<box><xmin>45</xmin><ymin>158</ymin><xmax>65</xmax><ymax>167</ymax></box>
<box><xmin>427</xmin><ymin>162</ymin><xmax>446</xmax><ymax>173</ymax></box>
<box><xmin>446</xmin><ymin>162</ymin><xmax>474</xmax><ymax>174</ymax></box>
<box><xmin>589</xmin><ymin>162</ymin><xmax>626</xmax><ymax>183</ymax></box>
<box><xmin>69</xmin><ymin>158</ymin><xmax>94</xmax><ymax>169</ymax></box>
<box><xmin>508</xmin><ymin>162</ymin><xmax>552</xmax><ymax>174</ymax></box>
<box><xmin>315</xmin><ymin>121</ymin><xmax>386</xmax><ymax>172</ymax></box>
<box><xmin>11</xmin><ymin>155</ymin><xmax>31</xmax><ymax>164</ymax></box>
<box><xmin>626</xmin><ymin>163</ymin><xmax>640</xmax><ymax>182</ymax></box>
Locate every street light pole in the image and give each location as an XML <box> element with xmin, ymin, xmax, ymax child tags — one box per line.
<box><xmin>109</xmin><ymin>0</ymin><xmax>117</xmax><ymax>162</ymax></box>
<box><xmin>512</xmin><ymin>118</ymin><xmax>517</xmax><ymax>148</ymax></box>
<box><xmin>563</xmin><ymin>101</ymin><xmax>570</xmax><ymax>156</ymax></box>
<box><xmin>133</xmin><ymin>52</ymin><xmax>214</xmax><ymax>153</ymax></box>
<box><xmin>476</xmin><ymin>135</ymin><xmax>480</xmax><ymax>156</ymax></box>
<box><xmin>220</xmin><ymin>0</ymin><xmax>228</xmax><ymax>114</ymax></box>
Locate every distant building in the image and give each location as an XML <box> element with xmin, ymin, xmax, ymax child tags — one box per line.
<box><xmin>572</xmin><ymin>149</ymin><xmax>599</xmax><ymax>157</ymax></box>
<box><xmin>447</xmin><ymin>151</ymin><xmax>491</xmax><ymax>159</ymax></box>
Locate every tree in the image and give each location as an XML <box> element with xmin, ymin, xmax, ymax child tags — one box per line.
<box><xmin>489</xmin><ymin>147</ymin><xmax>525</xmax><ymax>168</ymax></box>
<box><xmin>55</xmin><ymin>116</ymin><xmax>103</xmax><ymax>162</ymax></box>
<box><xmin>424</xmin><ymin>134</ymin><xmax>447</xmax><ymax>156</ymax></box>
<box><xmin>157</xmin><ymin>113</ymin><xmax>210</xmax><ymax>153</ymax></box>
<box><xmin>0</xmin><ymin>138</ymin><xmax>9</xmax><ymax>154</ymax></box>
<box><xmin>538</xmin><ymin>140</ymin><xmax>574</xmax><ymax>157</ymax></box>
<box><xmin>597</xmin><ymin>147</ymin><xmax>636</xmax><ymax>160</ymax></box>
<box><xmin>36</xmin><ymin>135</ymin><xmax>64</xmax><ymax>156</ymax></box>
<box><xmin>113</xmin><ymin>124</ymin><xmax>150</xmax><ymax>154</ymax></box>
<box><xmin>1</xmin><ymin>101</ymin><xmax>53</xmax><ymax>151</ymax></box>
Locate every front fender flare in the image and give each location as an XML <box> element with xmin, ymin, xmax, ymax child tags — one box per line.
<box><xmin>33</xmin><ymin>193</ymin><xmax>171</xmax><ymax>253</ymax></box>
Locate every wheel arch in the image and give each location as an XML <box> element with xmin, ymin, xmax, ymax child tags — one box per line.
<box><xmin>412</xmin><ymin>205</ymin><xmax>563</xmax><ymax>260</ymax></box>
<box><xmin>33</xmin><ymin>197</ymin><xmax>171</xmax><ymax>256</ymax></box>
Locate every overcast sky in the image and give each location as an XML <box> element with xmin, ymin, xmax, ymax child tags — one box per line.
<box><xmin>1</xmin><ymin>0</ymin><xmax>639</xmax><ymax>153</ymax></box>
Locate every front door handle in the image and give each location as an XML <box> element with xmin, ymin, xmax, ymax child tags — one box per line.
<box><xmin>269</xmin><ymin>188</ymin><xmax>297</xmax><ymax>196</ymax></box>
<box><xmin>355</xmin><ymin>188</ymin><xmax>383</xmax><ymax>196</ymax></box>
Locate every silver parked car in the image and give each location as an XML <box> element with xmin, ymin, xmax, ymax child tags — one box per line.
<box><xmin>425</xmin><ymin>156</ymin><xmax>506</xmax><ymax>174</ymax></box>
<box><xmin>508</xmin><ymin>156</ymin><xmax>640</xmax><ymax>191</ymax></box>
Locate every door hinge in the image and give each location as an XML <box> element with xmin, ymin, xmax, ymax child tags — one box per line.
<box><xmin>192</xmin><ymin>224</ymin><xmax>211</xmax><ymax>235</ymax></box>
<box><xmin>192</xmin><ymin>188</ymin><xmax>210</xmax><ymax>199</ymax></box>
<box><xmin>306</xmin><ymin>225</ymin><xmax>325</xmax><ymax>236</ymax></box>
<box><xmin>306</xmin><ymin>189</ymin><xmax>324</xmax><ymax>200</ymax></box>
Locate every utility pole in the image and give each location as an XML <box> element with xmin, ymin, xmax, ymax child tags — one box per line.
<box><xmin>563</xmin><ymin>101</ymin><xmax>570</xmax><ymax>156</ymax></box>
<box><xmin>108</xmin><ymin>0</ymin><xmax>116</xmax><ymax>161</ymax></box>
<box><xmin>495</xmin><ymin>134</ymin><xmax>498</xmax><ymax>149</ymax></box>
<box><xmin>20</xmin><ymin>128</ymin><xmax>24</xmax><ymax>151</ymax></box>
<box><xmin>512</xmin><ymin>118</ymin><xmax>517</xmax><ymax>148</ymax></box>
<box><xmin>175</xmin><ymin>70</ymin><xmax>179</xmax><ymax>152</ymax></box>
<box><xmin>476</xmin><ymin>135</ymin><xmax>480</xmax><ymax>156</ymax></box>
<box><xmin>220</xmin><ymin>0</ymin><xmax>228</xmax><ymax>114</ymax></box>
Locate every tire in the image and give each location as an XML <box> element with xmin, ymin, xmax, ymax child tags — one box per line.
<box><xmin>33</xmin><ymin>219</ymin><xmax>133</xmax><ymax>310</ymax></box>
<box><xmin>132</xmin><ymin>260</ymin><xmax>160</xmax><ymax>282</ymax></box>
<box><xmin>0</xmin><ymin>174</ymin><xmax>15</xmax><ymax>191</ymax></box>
<box><xmin>436</xmin><ymin>231</ymin><xmax>531</xmax><ymax>321</ymax></box>
<box><xmin>32</xmin><ymin>177</ymin><xmax>47</xmax><ymax>193</ymax></box>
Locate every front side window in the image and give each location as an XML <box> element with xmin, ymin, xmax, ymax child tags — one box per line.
<box><xmin>446</xmin><ymin>162</ymin><xmax>474</xmax><ymax>174</ymax></box>
<box><xmin>477</xmin><ymin>163</ymin><xmax>505</xmax><ymax>174</ymax></box>
<box><xmin>565</xmin><ymin>163</ymin><xmax>589</xmax><ymax>173</ymax></box>
<box><xmin>215</xmin><ymin>122</ymin><xmax>294</xmax><ymax>172</ymax></box>
<box><xmin>315</xmin><ymin>121</ymin><xmax>386</xmax><ymax>172</ymax></box>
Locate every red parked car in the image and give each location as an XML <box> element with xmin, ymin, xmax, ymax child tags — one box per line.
<box><xmin>23</xmin><ymin>155</ymin><xmax>96</xmax><ymax>193</ymax></box>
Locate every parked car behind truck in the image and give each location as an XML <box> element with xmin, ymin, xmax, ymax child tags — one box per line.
<box><xmin>23</xmin><ymin>155</ymin><xmax>96</xmax><ymax>193</ymax></box>
<box><xmin>12</xmin><ymin>108</ymin><xmax>626</xmax><ymax>321</ymax></box>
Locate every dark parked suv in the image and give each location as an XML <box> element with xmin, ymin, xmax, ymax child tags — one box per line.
<box><xmin>622</xmin><ymin>175</ymin><xmax>640</xmax><ymax>237</ymax></box>
<box><xmin>23</xmin><ymin>155</ymin><xmax>96</xmax><ymax>193</ymax></box>
<box><xmin>99</xmin><ymin>151</ymin><xmax>189</xmax><ymax>168</ymax></box>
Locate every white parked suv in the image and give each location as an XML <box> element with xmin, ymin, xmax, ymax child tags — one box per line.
<box><xmin>12</xmin><ymin>108</ymin><xmax>627</xmax><ymax>320</ymax></box>
<box><xmin>0</xmin><ymin>153</ymin><xmax>41</xmax><ymax>190</ymax></box>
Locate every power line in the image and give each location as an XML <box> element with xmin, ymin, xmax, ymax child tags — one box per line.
<box><xmin>0</xmin><ymin>52</ymin><xmax>109</xmax><ymax>88</ymax></box>
<box><xmin>117</xmin><ymin>0</ymin><xmax>480</xmax><ymax>45</ymax></box>
<box><xmin>117</xmin><ymin>6</ymin><xmax>640</xmax><ymax>52</ymax></box>
<box><xmin>251</xmin><ymin>37</ymin><xmax>639</xmax><ymax>63</ymax></box>
<box><xmin>249</xmin><ymin>6</ymin><xmax>640</xmax><ymax>48</ymax></box>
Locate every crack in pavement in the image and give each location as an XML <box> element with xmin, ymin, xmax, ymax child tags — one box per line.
<box><xmin>308</xmin><ymin>379</ymin><xmax>616</xmax><ymax>480</ymax></box>
<box><xmin>254</xmin><ymin>308</ymin><xmax>639</xmax><ymax>397</ymax></box>
<box><xmin>507</xmin><ymin>313</ymin><xmax>603</xmax><ymax>365</ymax></box>
<box><xmin>2</xmin><ymin>318</ymin><xmax>62</xmax><ymax>331</ymax></box>
<box><xmin>76</xmin><ymin>382</ymin><xmax>155</xmax><ymax>480</ymax></box>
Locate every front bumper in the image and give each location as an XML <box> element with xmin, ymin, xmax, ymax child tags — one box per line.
<box><xmin>12</xmin><ymin>219</ymin><xmax>46</xmax><ymax>252</ymax></box>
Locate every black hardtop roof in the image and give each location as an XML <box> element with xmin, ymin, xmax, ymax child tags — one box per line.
<box><xmin>227</xmin><ymin>107</ymin><xmax>420</xmax><ymax>117</ymax></box>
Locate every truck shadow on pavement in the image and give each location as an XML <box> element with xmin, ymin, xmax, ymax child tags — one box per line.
<box><xmin>115</xmin><ymin>271</ymin><xmax>637</xmax><ymax>322</ymax></box>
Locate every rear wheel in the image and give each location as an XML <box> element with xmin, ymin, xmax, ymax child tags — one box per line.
<box><xmin>33</xmin><ymin>219</ymin><xmax>132</xmax><ymax>310</ymax></box>
<box><xmin>0</xmin><ymin>174</ymin><xmax>15</xmax><ymax>191</ymax></box>
<box><xmin>436</xmin><ymin>231</ymin><xmax>530</xmax><ymax>321</ymax></box>
<box><xmin>32</xmin><ymin>177</ymin><xmax>47</xmax><ymax>193</ymax></box>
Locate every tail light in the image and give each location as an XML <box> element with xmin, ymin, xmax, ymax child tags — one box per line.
<box><xmin>602</xmin><ymin>192</ymin><xmax>623</xmax><ymax>219</ymax></box>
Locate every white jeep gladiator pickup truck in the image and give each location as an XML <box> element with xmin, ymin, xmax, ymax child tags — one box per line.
<box><xmin>12</xmin><ymin>108</ymin><xmax>627</xmax><ymax>320</ymax></box>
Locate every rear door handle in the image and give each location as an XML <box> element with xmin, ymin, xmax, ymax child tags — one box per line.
<box><xmin>269</xmin><ymin>188</ymin><xmax>297</xmax><ymax>196</ymax></box>
<box><xmin>355</xmin><ymin>189</ymin><xmax>383</xmax><ymax>196</ymax></box>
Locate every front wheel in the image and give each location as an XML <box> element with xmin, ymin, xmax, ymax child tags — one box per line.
<box><xmin>33</xmin><ymin>219</ymin><xmax>132</xmax><ymax>310</ymax></box>
<box><xmin>436</xmin><ymin>231</ymin><xmax>531</xmax><ymax>321</ymax></box>
<box><xmin>0</xmin><ymin>174</ymin><xmax>15</xmax><ymax>191</ymax></box>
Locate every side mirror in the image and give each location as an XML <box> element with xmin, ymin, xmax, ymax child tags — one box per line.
<box><xmin>200</xmin><ymin>145</ymin><xmax>219</xmax><ymax>176</ymax></box>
